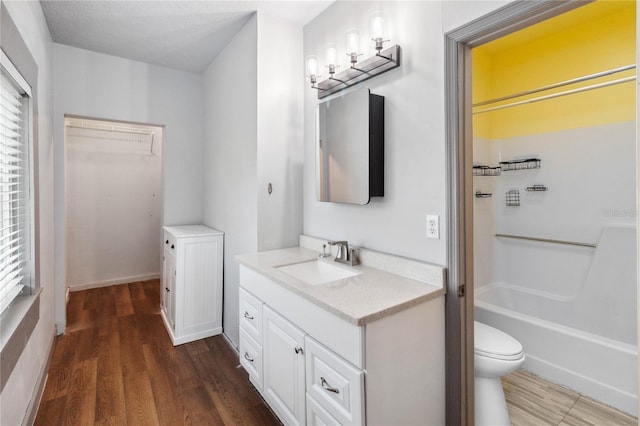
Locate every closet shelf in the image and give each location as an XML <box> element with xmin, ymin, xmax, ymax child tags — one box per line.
<box><xmin>525</xmin><ymin>184</ymin><xmax>548</xmax><ymax>192</ymax></box>
<box><xmin>499</xmin><ymin>158</ymin><xmax>541</xmax><ymax>171</ymax></box>
<box><xmin>473</xmin><ymin>165</ymin><xmax>501</xmax><ymax>176</ymax></box>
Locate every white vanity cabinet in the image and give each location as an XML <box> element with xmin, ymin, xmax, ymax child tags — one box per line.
<box><xmin>237</xmin><ymin>263</ymin><xmax>445</xmax><ymax>426</ymax></box>
<box><xmin>161</xmin><ymin>225</ymin><xmax>224</xmax><ymax>346</ymax></box>
<box><xmin>263</xmin><ymin>306</ymin><xmax>306</xmax><ymax>426</ymax></box>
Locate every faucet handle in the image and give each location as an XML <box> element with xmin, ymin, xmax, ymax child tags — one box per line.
<box><xmin>348</xmin><ymin>247</ymin><xmax>360</xmax><ymax>266</ymax></box>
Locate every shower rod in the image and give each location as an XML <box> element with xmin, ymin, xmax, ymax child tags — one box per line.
<box><xmin>473</xmin><ymin>64</ymin><xmax>636</xmax><ymax>108</ymax></box>
<box><xmin>495</xmin><ymin>233</ymin><xmax>596</xmax><ymax>248</ymax></box>
<box><xmin>473</xmin><ymin>76</ymin><xmax>635</xmax><ymax>115</ymax></box>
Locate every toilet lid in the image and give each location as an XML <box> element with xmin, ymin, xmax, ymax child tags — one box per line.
<box><xmin>474</xmin><ymin>321</ymin><xmax>524</xmax><ymax>361</ymax></box>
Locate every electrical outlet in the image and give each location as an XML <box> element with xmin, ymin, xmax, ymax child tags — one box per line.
<box><xmin>426</xmin><ymin>214</ymin><xmax>440</xmax><ymax>239</ymax></box>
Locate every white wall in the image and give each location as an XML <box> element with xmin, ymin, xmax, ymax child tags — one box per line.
<box><xmin>202</xmin><ymin>15</ymin><xmax>258</xmax><ymax>347</ymax></box>
<box><xmin>65</xmin><ymin>124</ymin><xmax>163</xmax><ymax>290</ymax></box>
<box><xmin>256</xmin><ymin>14</ymin><xmax>304</xmax><ymax>252</ymax></box>
<box><xmin>303</xmin><ymin>1</ymin><xmax>447</xmax><ymax>264</ymax></box>
<box><xmin>53</xmin><ymin>44</ymin><xmax>204</xmax><ymax>331</ymax></box>
<box><xmin>203</xmin><ymin>13</ymin><xmax>304</xmax><ymax>347</ymax></box>
<box><xmin>0</xmin><ymin>1</ymin><xmax>55</xmax><ymax>425</ymax></box>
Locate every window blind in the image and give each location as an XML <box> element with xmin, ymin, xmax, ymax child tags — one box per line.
<box><xmin>0</xmin><ymin>69</ymin><xmax>28</xmax><ymax>314</ymax></box>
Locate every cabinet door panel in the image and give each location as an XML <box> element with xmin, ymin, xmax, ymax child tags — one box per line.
<box><xmin>263</xmin><ymin>306</ymin><xmax>306</xmax><ymax>426</ymax></box>
<box><xmin>306</xmin><ymin>336</ymin><xmax>364</xmax><ymax>425</ymax></box>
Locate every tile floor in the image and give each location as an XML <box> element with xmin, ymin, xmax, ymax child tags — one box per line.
<box><xmin>502</xmin><ymin>370</ymin><xmax>637</xmax><ymax>426</ymax></box>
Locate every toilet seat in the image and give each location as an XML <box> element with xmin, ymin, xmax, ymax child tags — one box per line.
<box><xmin>475</xmin><ymin>321</ymin><xmax>524</xmax><ymax>361</ymax></box>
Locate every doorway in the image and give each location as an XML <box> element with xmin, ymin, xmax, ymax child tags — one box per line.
<box><xmin>444</xmin><ymin>1</ymin><xmax>638</xmax><ymax>424</ymax></box>
<box><xmin>64</xmin><ymin>116</ymin><xmax>164</xmax><ymax>303</ymax></box>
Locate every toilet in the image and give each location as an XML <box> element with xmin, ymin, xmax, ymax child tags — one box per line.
<box><xmin>474</xmin><ymin>321</ymin><xmax>525</xmax><ymax>426</ymax></box>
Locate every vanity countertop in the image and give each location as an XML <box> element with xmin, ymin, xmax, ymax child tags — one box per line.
<box><xmin>236</xmin><ymin>247</ymin><xmax>445</xmax><ymax>326</ymax></box>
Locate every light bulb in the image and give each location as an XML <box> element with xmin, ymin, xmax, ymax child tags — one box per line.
<box><xmin>345</xmin><ymin>29</ymin><xmax>360</xmax><ymax>55</ymax></box>
<box><xmin>371</xmin><ymin>14</ymin><xmax>384</xmax><ymax>40</ymax></box>
<box><xmin>306</xmin><ymin>55</ymin><xmax>318</xmax><ymax>76</ymax></box>
<box><xmin>326</xmin><ymin>45</ymin><xmax>337</xmax><ymax>66</ymax></box>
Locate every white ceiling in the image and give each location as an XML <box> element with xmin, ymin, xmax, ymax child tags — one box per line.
<box><xmin>40</xmin><ymin>0</ymin><xmax>332</xmax><ymax>73</ymax></box>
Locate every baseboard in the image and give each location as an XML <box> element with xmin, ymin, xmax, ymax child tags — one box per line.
<box><xmin>68</xmin><ymin>273</ymin><xmax>160</xmax><ymax>292</ymax></box>
<box><xmin>22</xmin><ymin>325</ymin><xmax>56</xmax><ymax>426</ymax></box>
<box><xmin>525</xmin><ymin>354</ymin><xmax>637</xmax><ymax>417</ymax></box>
<box><xmin>222</xmin><ymin>332</ymin><xmax>238</xmax><ymax>353</ymax></box>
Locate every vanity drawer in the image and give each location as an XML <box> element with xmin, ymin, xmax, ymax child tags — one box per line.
<box><xmin>307</xmin><ymin>394</ymin><xmax>341</xmax><ymax>426</ymax></box>
<box><xmin>239</xmin><ymin>328</ymin><xmax>263</xmax><ymax>392</ymax></box>
<box><xmin>239</xmin><ymin>288</ymin><xmax>263</xmax><ymax>342</ymax></box>
<box><xmin>305</xmin><ymin>336</ymin><xmax>365</xmax><ymax>425</ymax></box>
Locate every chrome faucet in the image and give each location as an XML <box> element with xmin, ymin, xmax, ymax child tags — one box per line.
<box><xmin>327</xmin><ymin>241</ymin><xmax>360</xmax><ymax>266</ymax></box>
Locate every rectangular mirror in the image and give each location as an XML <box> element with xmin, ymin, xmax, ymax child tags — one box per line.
<box><xmin>316</xmin><ymin>87</ymin><xmax>384</xmax><ymax>205</ymax></box>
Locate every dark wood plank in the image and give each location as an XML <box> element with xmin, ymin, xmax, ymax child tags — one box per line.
<box><xmin>95</xmin><ymin>319</ymin><xmax>126</xmax><ymax>424</ymax></box>
<box><xmin>35</xmin><ymin>279</ymin><xmax>281</xmax><ymax>426</ymax></box>
<box><xmin>118</xmin><ymin>314</ymin><xmax>146</xmax><ymax>377</ymax></box>
<box><xmin>123</xmin><ymin>371</ymin><xmax>160</xmax><ymax>425</ymax></box>
<box><xmin>63</xmin><ymin>358</ymin><xmax>98</xmax><ymax>425</ymax></box>
<box><xmin>114</xmin><ymin>284</ymin><xmax>134</xmax><ymax>317</ymax></box>
<box><xmin>33</xmin><ymin>396</ymin><xmax>68</xmax><ymax>426</ymax></box>
<box><xmin>142</xmin><ymin>342</ymin><xmax>186</xmax><ymax>425</ymax></box>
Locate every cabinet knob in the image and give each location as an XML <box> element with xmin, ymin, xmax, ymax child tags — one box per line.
<box><xmin>165</xmin><ymin>287</ymin><xmax>169</xmax><ymax>292</ymax></box>
<box><xmin>243</xmin><ymin>311</ymin><xmax>254</xmax><ymax>320</ymax></box>
<box><xmin>320</xmin><ymin>377</ymin><xmax>340</xmax><ymax>394</ymax></box>
<box><xmin>165</xmin><ymin>240</ymin><xmax>169</xmax><ymax>244</ymax></box>
<box><xmin>244</xmin><ymin>352</ymin><xmax>254</xmax><ymax>363</ymax></box>
<box><xmin>171</xmin><ymin>244</ymin><xmax>175</xmax><ymax>249</ymax></box>
<box><xmin>294</xmin><ymin>346</ymin><xmax>303</xmax><ymax>355</ymax></box>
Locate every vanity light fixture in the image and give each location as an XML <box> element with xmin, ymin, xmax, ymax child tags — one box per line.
<box><xmin>306</xmin><ymin>18</ymin><xmax>400</xmax><ymax>99</ymax></box>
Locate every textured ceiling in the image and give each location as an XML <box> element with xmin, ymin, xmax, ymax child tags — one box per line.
<box><xmin>40</xmin><ymin>1</ymin><xmax>332</xmax><ymax>73</ymax></box>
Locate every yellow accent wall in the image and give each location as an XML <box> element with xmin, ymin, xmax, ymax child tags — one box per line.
<box><xmin>473</xmin><ymin>0</ymin><xmax>636</xmax><ymax>139</ymax></box>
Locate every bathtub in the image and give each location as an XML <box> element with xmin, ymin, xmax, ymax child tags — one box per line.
<box><xmin>475</xmin><ymin>224</ymin><xmax>638</xmax><ymax>416</ymax></box>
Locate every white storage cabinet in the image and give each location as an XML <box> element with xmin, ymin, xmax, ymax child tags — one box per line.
<box><xmin>161</xmin><ymin>225</ymin><xmax>223</xmax><ymax>345</ymax></box>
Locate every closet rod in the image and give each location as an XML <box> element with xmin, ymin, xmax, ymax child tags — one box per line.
<box><xmin>65</xmin><ymin>123</ymin><xmax>155</xmax><ymax>137</ymax></box>
<box><xmin>473</xmin><ymin>64</ymin><xmax>636</xmax><ymax>108</ymax></box>
<box><xmin>473</xmin><ymin>76</ymin><xmax>635</xmax><ymax>115</ymax></box>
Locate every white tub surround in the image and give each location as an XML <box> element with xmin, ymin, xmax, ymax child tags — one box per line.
<box><xmin>235</xmin><ymin>237</ymin><xmax>446</xmax><ymax>425</ymax></box>
<box><xmin>475</xmin><ymin>223</ymin><xmax>638</xmax><ymax>416</ymax></box>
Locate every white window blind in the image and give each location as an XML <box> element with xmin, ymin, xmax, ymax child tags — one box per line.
<box><xmin>0</xmin><ymin>64</ymin><xmax>30</xmax><ymax>314</ymax></box>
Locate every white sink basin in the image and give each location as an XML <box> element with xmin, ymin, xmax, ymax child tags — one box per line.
<box><xmin>276</xmin><ymin>260</ymin><xmax>360</xmax><ymax>285</ymax></box>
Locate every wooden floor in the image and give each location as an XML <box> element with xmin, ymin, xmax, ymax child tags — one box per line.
<box><xmin>503</xmin><ymin>370</ymin><xmax>637</xmax><ymax>426</ymax></box>
<box><xmin>34</xmin><ymin>280</ymin><xmax>280</xmax><ymax>425</ymax></box>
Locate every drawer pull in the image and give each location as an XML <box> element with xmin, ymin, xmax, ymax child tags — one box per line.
<box><xmin>243</xmin><ymin>311</ymin><xmax>254</xmax><ymax>320</ymax></box>
<box><xmin>171</xmin><ymin>244</ymin><xmax>175</xmax><ymax>249</ymax></box>
<box><xmin>295</xmin><ymin>346</ymin><xmax>303</xmax><ymax>354</ymax></box>
<box><xmin>165</xmin><ymin>287</ymin><xmax>169</xmax><ymax>292</ymax></box>
<box><xmin>165</xmin><ymin>239</ymin><xmax>169</xmax><ymax>244</ymax></box>
<box><xmin>244</xmin><ymin>352</ymin><xmax>254</xmax><ymax>362</ymax></box>
<box><xmin>320</xmin><ymin>377</ymin><xmax>340</xmax><ymax>394</ymax></box>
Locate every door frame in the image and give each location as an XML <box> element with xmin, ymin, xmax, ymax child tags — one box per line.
<box><xmin>443</xmin><ymin>1</ymin><xmax>590</xmax><ymax>424</ymax></box>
